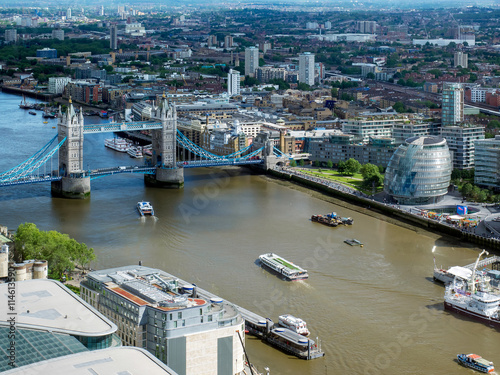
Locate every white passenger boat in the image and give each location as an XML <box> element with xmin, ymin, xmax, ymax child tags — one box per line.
<box><xmin>105</xmin><ymin>137</ymin><xmax>130</xmax><ymax>152</ymax></box>
<box><xmin>258</xmin><ymin>253</ymin><xmax>308</xmax><ymax>281</ymax></box>
<box><xmin>137</xmin><ymin>201</ymin><xmax>154</xmax><ymax>216</ymax></box>
<box><xmin>278</xmin><ymin>314</ymin><xmax>310</xmax><ymax>336</ymax></box>
<box><xmin>127</xmin><ymin>146</ymin><xmax>143</xmax><ymax>158</ymax></box>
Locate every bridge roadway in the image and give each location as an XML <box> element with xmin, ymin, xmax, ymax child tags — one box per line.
<box><xmin>83</xmin><ymin>121</ymin><xmax>163</xmax><ymax>134</ymax></box>
<box><xmin>0</xmin><ymin>159</ymin><xmax>264</xmax><ymax>187</ymax></box>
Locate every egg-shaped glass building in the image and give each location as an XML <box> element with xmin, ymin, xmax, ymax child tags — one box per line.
<box><xmin>384</xmin><ymin>136</ymin><xmax>452</xmax><ymax>204</ymax></box>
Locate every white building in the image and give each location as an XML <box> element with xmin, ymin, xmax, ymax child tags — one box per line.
<box><xmin>125</xmin><ymin>23</ymin><xmax>146</xmax><ymax>37</ymax></box>
<box><xmin>325</xmin><ymin>21</ymin><xmax>332</xmax><ymax>30</ymax></box>
<box><xmin>441</xmin><ymin>125</ymin><xmax>484</xmax><ymax>169</ymax></box>
<box><xmin>306</xmin><ymin>22</ymin><xmax>319</xmax><ymax>29</ymax></box>
<box><xmin>66</xmin><ymin>8</ymin><xmax>72</xmax><ymax>19</ymax></box>
<box><xmin>299</xmin><ymin>52</ymin><xmax>315</xmax><ymax>86</ymax></box>
<box><xmin>244</xmin><ymin>47</ymin><xmax>259</xmax><ymax>77</ymax></box>
<box><xmin>357</xmin><ymin>21</ymin><xmax>378</xmax><ymax>33</ymax></box>
<box><xmin>413</xmin><ymin>38</ymin><xmax>476</xmax><ymax>46</ymax></box>
<box><xmin>454</xmin><ymin>51</ymin><xmax>468</xmax><ymax>68</ymax></box>
<box><xmin>48</xmin><ymin>77</ymin><xmax>72</xmax><ymax>94</ymax></box>
<box><xmin>314</xmin><ymin>33</ymin><xmax>376</xmax><ymax>42</ymax></box>
<box><xmin>227</xmin><ymin>69</ymin><xmax>241</xmax><ymax>97</ymax></box>
<box><xmin>442</xmin><ymin>82</ymin><xmax>464</xmax><ymax>126</ymax></box>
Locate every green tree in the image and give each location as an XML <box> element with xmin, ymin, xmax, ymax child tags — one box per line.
<box><xmin>393</xmin><ymin>101</ymin><xmax>406</xmax><ymax>113</ymax></box>
<box><xmin>360</xmin><ymin>163</ymin><xmax>379</xmax><ymax>179</ymax></box>
<box><xmin>366</xmin><ymin>72</ymin><xmax>375</xmax><ymax>79</ymax></box>
<box><xmin>478</xmin><ymin>190</ymin><xmax>488</xmax><ymax>202</ymax></box>
<box><xmin>344</xmin><ymin>158</ymin><xmax>361</xmax><ymax>176</ymax></box>
<box><xmin>14</xmin><ymin>223</ymin><xmax>95</xmax><ymax>278</ymax></box>
<box><xmin>461</xmin><ymin>183</ymin><xmax>473</xmax><ymax>197</ymax></box>
<box><xmin>298</xmin><ymin>159</ymin><xmax>305</xmax><ymax>167</ymax></box>
<box><xmin>289</xmin><ymin>160</ymin><xmax>297</xmax><ymax>167</ymax></box>
<box><xmin>489</xmin><ymin>120</ymin><xmax>500</xmax><ymax>128</ymax></box>
<box><xmin>313</xmin><ymin>160</ymin><xmax>320</xmax><ymax>167</ymax></box>
<box><xmin>326</xmin><ymin>160</ymin><xmax>333</xmax><ymax>169</ymax></box>
<box><xmin>331</xmin><ymin>87</ymin><xmax>338</xmax><ymax>98</ymax></box>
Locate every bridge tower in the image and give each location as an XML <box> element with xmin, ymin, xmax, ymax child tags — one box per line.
<box><xmin>50</xmin><ymin>99</ymin><xmax>91</xmax><ymax>199</ymax></box>
<box><xmin>145</xmin><ymin>95</ymin><xmax>184</xmax><ymax>188</ymax></box>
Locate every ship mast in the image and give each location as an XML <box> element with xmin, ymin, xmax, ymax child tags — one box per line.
<box><xmin>471</xmin><ymin>249</ymin><xmax>488</xmax><ymax>294</ymax></box>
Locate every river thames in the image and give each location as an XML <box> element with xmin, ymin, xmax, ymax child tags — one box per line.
<box><xmin>0</xmin><ymin>91</ymin><xmax>499</xmax><ymax>374</ymax></box>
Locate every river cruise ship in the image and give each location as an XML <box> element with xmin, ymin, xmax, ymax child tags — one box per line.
<box><xmin>258</xmin><ymin>253</ymin><xmax>308</xmax><ymax>281</ymax></box>
<box><xmin>105</xmin><ymin>137</ymin><xmax>130</xmax><ymax>152</ymax></box>
<box><xmin>137</xmin><ymin>201</ymin><xmax>154</xmax><ymax>216</ymax></box>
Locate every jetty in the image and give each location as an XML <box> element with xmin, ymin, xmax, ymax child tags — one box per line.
<box><xmin>161</xmin><ymin>271</ymin><xmax>325</xmax><ymax>360</ymax></box>
<box><xmin>434</xmin><ymin>256</ymin><xmax>500</xmax><ymax>284</ymax></box>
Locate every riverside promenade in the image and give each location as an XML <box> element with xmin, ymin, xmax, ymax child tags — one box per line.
<box><xmin>271</xmin><ymin>166</ymin><xmax>500</xmax><ymax>251</ymax></box>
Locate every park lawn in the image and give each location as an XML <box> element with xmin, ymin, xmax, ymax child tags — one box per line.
<box><xmin>299</xmin><ymin>168</ymin><xmax>383</xmax><ymax>195</ymax></box>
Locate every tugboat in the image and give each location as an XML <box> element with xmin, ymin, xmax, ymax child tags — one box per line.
<box><xmin>457</xmin><ymin>353</ymin><xmax>494</xmax><ymax>373</ymax></box>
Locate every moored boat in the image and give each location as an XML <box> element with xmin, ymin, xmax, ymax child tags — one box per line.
<box><xmin>105</xmin><ymin>137</ymin><xmax>130</xmax><ymax>152</ymax></box>
<box><xmin>137</xmin><ymin>201</ymin><xmax>154</xmax><ymax>216</ymax></box>
<box><xmin>127</xmin><ymin>146</ymin><xmax>143</xmax><ymax>158</ymax></box>
<box><xmin>311</xmin><ymin>214</ymin><xmax>338</xmax><ymax>227</ymax></box>
<box><xmin>258</xmin><ymin>253</ymin><xmax>308</xmax><ymax>281</ymax></box>
<box><xmin>28</xmin><ymin>111</ymin><xmax>36</xmax><ymax>115</ymax></box>
<box><xmin>457</xmin><ymin>354</ymin><xmax>494</xmax><ymax>373</ymax></box>
<box><xmin>344</xmin><ymin>239</ymin><xmax>363</xmax><ymax>247</ymax></box>
<box><xmin>278</xmin><ymin>314</ymin><xmax>310</xmax><ymax>336</ymax></box>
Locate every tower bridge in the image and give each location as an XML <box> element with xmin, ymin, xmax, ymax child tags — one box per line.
<box><xmin>0</xmin><ymin>96</ymin><xmax>285</xmax><ymax>198</ymax></box>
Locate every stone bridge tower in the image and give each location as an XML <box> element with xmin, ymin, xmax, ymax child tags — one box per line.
<box><xmin>51</xmin><ymin>99</ymin><xmax>91</xmax><ymax>198</ymax></box>
<box><xmin>145</xmin><ymin>95</ymin><xmax>184</xmax><ymax>188</ymax></box>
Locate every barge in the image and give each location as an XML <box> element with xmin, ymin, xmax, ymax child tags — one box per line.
<box><xmin>311</xmin><ymin>212</ymin><xmax>353</xmax><ymax>227</ymax></box>
<box><xmin>258</xmin><ymin>253</ymin><xmax>308</xmax><ymax>281</ymax></box>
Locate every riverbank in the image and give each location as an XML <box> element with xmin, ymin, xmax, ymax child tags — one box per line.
<box><xmin>266</xmin><ymin>167</ymin><xmax>500</xmax><ymax>251</ymax></box>
<box><xmin>0</xmin><ymin>85</ymin><xmax>58</xmax><ymax>101</ymax></box>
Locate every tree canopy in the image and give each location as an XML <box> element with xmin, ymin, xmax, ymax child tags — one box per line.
<box><xmin>14</xmin><ymin>223</ymin><xmax>95</xmax><ymax>278</ymax></box>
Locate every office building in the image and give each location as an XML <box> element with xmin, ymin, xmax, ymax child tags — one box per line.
<box><xmin>441</xmin><ymin>83</ymin><xmax>464</xmax><ymax>126</ymax></box>
<box><xmin>52</xmin><ymin>29</ymin><xmax>64</xmax><ymax>40</ymax></box>
<box><xmin>2</xmin><ymin>347</ymin><xmax>179</xmax><ymax>375</ymax></box>
<box><xmin>81</xmin><ymin>265</ymin><xmax>245</xmax><ymax>375</ymax></box>
<box><xmin>5</xmin><ymin>29</ymin><xmax>17</xmax><ymax>43</ymax></box>
<box><xmin>474</xmin><ymin>135</ymin><xmax>500</xmax><ymax>189</ymax></box>
<box><xmin>0</xmin><ymin>279</ymin><xmax>119</xmax><ymax>371</ymax></box>
<box><xmin>441</xmin><ymin>124</ymin><xmax>484</xmax><ymax>169</ymax></box>
<box><xmin>227</xmin><ymin>69</ymin><xmax>241</xmax><ymax>97</ymax></box>
<box><xmin>299</xmin><ymin>52</ymin><xmax>315</xmax><ymax>86</ymax></box>
<box><xmin>384</xmin><ymin>136</ymin><xmax>452</xmax><ymax>204</ymax></box>
<box><xmin>244</xmin><ymin>46</ymin><xmax>259</xmax><ymax>77</ymax></box>
<box><xmin>454</xmin><ymin>51</ymin><xmax>468</xmax><ymax>69</ymax></box>
<box><xmin>110</xmin><ymin>25</ymin><xmax>118</xmax><ymax>50</ymax></box>
<box><xmin>36</xmin><ymin>48</ymin><xmax>57</xmax><ymax>59</ymax></box>
<box><xmin>342</xmin><ymin>115</ymin><xmax>400</xmax><ymax>143</ymax></box>
<box><xmin>255</xmin><ymin>66</ymin><xmax>287</xmax><ymax>83</ymax></box>
<box><xmin>49</xmin><ymin>77</ymin><xmax>72</xmax><ymax>94</ymax></box>
<box><xmin>66</xmin><ymin>8</ymin><xmax>72</xmax><ymax>19</ymax></box>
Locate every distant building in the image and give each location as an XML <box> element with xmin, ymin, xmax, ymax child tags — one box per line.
<box><xmin>227</xmin><ymin>69</ymin><xmax>240</xmax><ymax>97</ymax></box>
<box><xmin>454</xmin><ymin>51</ymin><xmax>468</xmax><ymax>68</ymax></box>
<box><xmin>5</xmin><ymin>29</ymin><xmax>17</xmax><ymax>43</ymax></box>
<box><xmin>125</xmin><ymin>23</ymin><xmax>145</xmax><ymax>37</ymax></box>
<box><xmin>37</xmin><ymin>48</ymin><xmax>58</xmax><ymax>59</ymax></box>
<box><xmin>357</xmin><ymin>21</ymin><xmax>378</xmax><ymax>34</ymax></box>
<box><xmin>423</xmin><ymin>82</ymin><xmax>438</xmax><ymax>93</ymax></box>
<box><xmin>49</xmin><ymin>76</ymin><xmax>72</xmax><ymax>94</ymax></box>
<box><xmin>207</xmin><ymin>35</ymin><xmax>217</xmax><ymax>47</ymax></box>
<box><xmin>384</xmin><ymin>136</ymin><xmax>452</xmax><ymax>204</ymax></box>
<box><xmin>52</xmin><ymin>29</ymin><xmax>64</xmax><ymax>41</ymax></box>
<box><xmin>244</xmin><ymin>46</ymin><xmax>259</xmax><ymax>77</ymax></box>
<box><xmin>441</xmin><ymin>83</ymin><xmax>464</xmax><ymax>126</ymax></box>
<box><xmin>110</xmin><ymin>25</ymin><xmax>118</xmax><ymax>50</ymax></box>
<box><xmin>224</xmin><ymin>35</ymin><xmax>233</xmax><ymax>48</ymax></box>
<box><xmin>66</xmin><ymin>8</ymin><xmax>72</xmax><ymax>19</ymax></box>
<box><xmin>325</xmin><ymin>21</ymin><xmax>332</xmax><ymax>29</ymax></box>
<box><xmin>255</xmin><ymin>66</ymin><xmax>287</xmax><ymax>83</ymax></box>
<box><xmin>306</xmin><ymin>22</ymin><xmax>319</xmax><ymax>29</ymax></box>
<box><xmin>259</xmin><ymin>42</ymin><xmax>271</xmax><ymax>54</ymax></box>
<box><xmin>474</xmin><ymin>135</ymin><xmax>500</xmax><ymax>189</ymax></box>
<box><xmin>299</xmin><ymin>52</ymin><xmax>315</xmax><ymax>86</ymax></box>
<box><xmin>80</xmin><ymin>265</ymin><xmax>245</xmax><ymax>375</ymax></box>
<box><xmin>99</xmin><ymin>5</ymin><xmax>104</xmax><ymax>16</ymax></box>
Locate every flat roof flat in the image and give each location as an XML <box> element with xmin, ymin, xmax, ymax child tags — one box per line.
<box><xmin>1</xmin><ymin>347</ymin><xmax>179</xmax><ymax>375</ymax></box>
<box><xmin>0</xmin><ymin>279</ymin><xmax>116</xmax><ymax>337</ymax></box>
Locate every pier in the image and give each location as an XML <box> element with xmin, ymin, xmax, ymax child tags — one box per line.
<box><xmin>161</xmin><ymin>270</ymin><xmax>325</xmax><ymax>360</ymax></box>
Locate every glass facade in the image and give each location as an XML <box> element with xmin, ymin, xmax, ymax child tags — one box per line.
<box><xmin>384</xmin><ymin>136</ymin><xmax>452</xmax><ymax>204</ymax></box>
<box><xmin>441</xmin><ymin>83</ymin><xmax>464</xmax><ymax>126</ymax></box>
<box><xmin>474</xmin><ymin>136</ymin><xmax>500</xmax><ymax>188</ymax></box>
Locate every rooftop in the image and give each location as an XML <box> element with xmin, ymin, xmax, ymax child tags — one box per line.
<box><xmin>406</xmin><ymin>135</ymin><xmax>446</xmax><ymax>146</ymax></box>
<box><xmin>2</xmin><ymin>347</ymin><xmax>178</xmax><ymax>375</ymax></box>
<box><xmin>0</xmin><ymin>279</ymin><xmax>116</xmax><ymax>337</ymax></box>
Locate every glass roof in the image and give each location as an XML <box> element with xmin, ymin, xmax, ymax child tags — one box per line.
<box><xmin>0</xmin><ymin>327</ymin><xmax>88</xmax><ymax>372</ymax></box>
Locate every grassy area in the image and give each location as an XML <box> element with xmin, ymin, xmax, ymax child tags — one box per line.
<box><xmin>297</xmin><ymin>168</ymin><xmax>383</xmax><ymax>195</ymax></box>
<box><xmin>275</xmin><ymin>257</ymin><xmax>301</xmax><ymax>271</ymax></box>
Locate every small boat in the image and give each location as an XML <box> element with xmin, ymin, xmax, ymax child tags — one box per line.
<box><xmin>278</xmin><ymin>314</ymin><xmax>310</xmax><ymax>336</ymax></box>
<box><xmin>127</xmin><ymin>146</ymin><xmax>143</xmax><ymax>158</ymax></box>
<box><xmin>43</xmin><ymin>121</ymin><xmax>48</xmax><ymax>124</ymax></box>
<box><xmin>137</xmin><ymin>201</ymin><xmax>154</xmax><ymax>216</ymax></box>
<box><xmin>19</xmin><ymin>95</ymin><xmax>34</xmax><ymax>109</ymax></box>
<box><xmin>28</xmin><ymin>111</ymin><xmax>36</xmax><ymax>115</ymax></box>
<box><xmin>457</xmin><ymin>353</ymin><xmax>494</xmax><ymax>373</ymax></box>
<box><xmin>311</xmin><ymin>214</ymin><xmax>339</xmax><ymax>227</ymax></box>
<box><xmin>344</xmin><ymin>239</ymin><xmax>363</xmax><ymax>247</ymax></box>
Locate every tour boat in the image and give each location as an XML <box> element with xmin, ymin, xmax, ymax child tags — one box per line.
<box><xmin>457</xmin><ymin>354</ymin><xmax>494</xmax><ymax>373</ymax></box>
<box><xmin>258</xmin><ymin>253</ymin><xmax>308</xmax><ymax>281</ymax></box>
<box><xmin>137</xmin><ymin>201</ymin><xmax>154</xmax><ymax>216</ymax></box>
<box><xmin>444</xmin><ymin>250</ymin><xmax>500</xmax><ymax>328</ymax></box>
<box><xmin>104</xmin><ymin>137</ymin><xmax>130</xmax><ymax>152</ymax></box>
<box><xmin>127</xmin><ymin>146</ymin><xmax>143</xmax><ymax>158</ymax></box>
<box><xmin>278</xmin><ymin>314</ymin><xmax>310</xmax><ymax>336</ymax></box>
<box><xmin>28</xmin><ymin>111</ymin><xmax>36</xmax><ymax>115</ymax></box>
